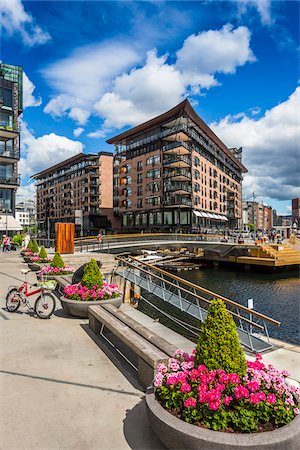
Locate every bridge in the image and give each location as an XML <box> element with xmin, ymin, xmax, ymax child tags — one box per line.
<box><xmin>113</xmin><ymin>255</ymin><xmax>281</xmax><ymax>353</ymax></box>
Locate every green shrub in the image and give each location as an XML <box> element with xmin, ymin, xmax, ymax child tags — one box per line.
<box><xmin>81</xmin><ymin>258</ymin><xmax>103</xmax><ymax>289</ymax></box>
<box><xmin>39</xmin><ymin>246</ymin><xmax>48</xmax><ymax>259</ymax></box>
<box><xmin>194</xmin><ymin>298</ymin><xmax>247</xmax><ymax>378</ymax></box>
<box><xmin>51</xmin><ymin>252</ymin><xmax>65</xmax><ymax>268</ymax></box>
<box><xmin>12</xmin><ymin>234</ymin><xmax>23</xmax><ymax>247</ymax></box>
<box><xmin>31</xmin><ymin>240</ymin><xmax>39</xmax><ymax>253</ymax></box>
<box><xmin>27</xmin><ymin>240</ymin><xmax>33</xmax><ymax>250</ymax></box>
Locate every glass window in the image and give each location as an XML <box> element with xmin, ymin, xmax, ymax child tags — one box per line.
<box><xmin>164</xmin><ymin>211</ymin><xmax>173</xmax><ymax>225</ymax></box>
<box><xmin>137</xmin><ymin>161</ymin><xmax>143</xmax><ymax>171</ymax></box>
<box><xmin>3</xmin><ymin>88</ymin><xmax>13</xmax><ymax>108</ymax></box>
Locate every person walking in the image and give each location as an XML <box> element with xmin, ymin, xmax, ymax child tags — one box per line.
<box><xmin>97</xmin><ymin>231</ymin><xmax>103</xmax><ymax>249</ymax></box>
<box><xmin>3</xmin><ymin>235</ymin><xmax>10</xmax><ymax>252</ymax></box>
<box><xmin>24</xmin><ymin>232</ymin><xmax>30</xmax><ymax>249</ymax></box>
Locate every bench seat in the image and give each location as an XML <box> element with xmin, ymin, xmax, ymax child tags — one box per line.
<box><xmin>89</xmin><ymin>304</ymin><xmax>170</xmax><ymax>388</ymax></box>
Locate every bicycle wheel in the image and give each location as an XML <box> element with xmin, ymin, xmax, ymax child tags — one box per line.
<box><xmin>6</xmin><ymin>288</ymin><xmax>21</xmax><ymax>312</ymax></box>
<box><xmin>35</xmin><ymin>293</ymin><xmax>56</xmax><ymax>319</ymax></box>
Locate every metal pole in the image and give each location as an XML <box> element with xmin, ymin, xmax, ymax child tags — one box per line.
<box><xmin>252</xmin><ymin>192</ymin><xmax>256</xmax><ymax>241</ymax></box>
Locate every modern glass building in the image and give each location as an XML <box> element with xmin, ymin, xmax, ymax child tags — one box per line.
<box><xmin>0</xmin><ymin>64</ymin><xmax>22</xmax><ymax>215</ymax></box>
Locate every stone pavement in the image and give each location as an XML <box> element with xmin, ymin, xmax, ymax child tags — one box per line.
<box><xmin>0</xmin><ymin>252</ymin><xmax>165</xmax><ymax>450</ymax></box>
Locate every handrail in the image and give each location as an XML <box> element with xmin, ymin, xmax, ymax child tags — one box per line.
<box><xmin>117</xmin><ymin>256</ymin><xmax>280</xmax><ymax>327</ymax></box>
<box><xmin>74</xmin><ymin>232</ymin><xmax>223</xmax><ymax>242</ymax></box>
<box><xmin>115</xmin><ymin>256</ymin><xmax>272</xmax><ymax>330</ymax></box>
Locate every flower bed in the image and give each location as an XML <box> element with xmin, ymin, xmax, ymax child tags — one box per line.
<box><xmin>63</xmin><ymin>282</ymin><xmax>120</xmax><ymax>301</ymax></box>
<box><xmin>30</xmin><ymin>256</ymin><xmax>53</xmax><ymax>263</ymax></box>
<box><xmin>37</xmin><ymin>265</ymin><xmax>75</xmax><ymax>278</ymax></box>
<box><xmin>154</xmin><ymin>351</ymin><xmax>299</xmax><ymax>433</ymax></box>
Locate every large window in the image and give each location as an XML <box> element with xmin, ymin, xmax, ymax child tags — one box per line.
<box><xmin>146</xmin><ymin>169</ymin><xmax>160</xmax><ymax>179</ymax></box>
<box><xmin>164</xmin><ymin>211</ymin><xmax>173</xmax><ymax>225</ymax></box>
<box><xmin>146</xmin><ymin>155</ymin><xmax>160</xmax><ymax>165</ymax></box>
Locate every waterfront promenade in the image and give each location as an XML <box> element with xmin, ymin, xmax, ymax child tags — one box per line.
<box><xmin>0</xmin><ymin>252</ymin><xmax>164</xmax><ymax>450</ymax></box>
<box><xmin>1</xmin><ymin>251</ymin><xmax>299</xmax><ymax>449</ymax></box>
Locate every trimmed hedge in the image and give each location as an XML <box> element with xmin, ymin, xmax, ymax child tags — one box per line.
<box><xmin>81</xmin><ymin>258</ymin><xmax>103</xmax><ymax>289</ymax></box>
<box><xmin>31</xmin><ymin>240</ymin><xmax>39</xmax><ymax>253</ymax></box>
<box><xmin>51</xmin><ymin>252</ymin><xmax>65</xmax><ymax>268</ymax></box>
<box><xmin>39</xmin><ymin>246</ymin><xmax>48</xmax><ymax>259</ymax></box>
<box><xmin>194</xmin><ymin>298</ymin><xmax>247</xmax><ymax>378</ymax></box>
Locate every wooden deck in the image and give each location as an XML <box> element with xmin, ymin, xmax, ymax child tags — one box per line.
<box><xmin>229</xmin><ymin>245</ymin><xmax>300</xmax><ymax>267</ymax></box>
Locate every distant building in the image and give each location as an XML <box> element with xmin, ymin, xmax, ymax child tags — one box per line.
<box><xmin>0</xmin><ymin>63</ymin><xmax>22</xmax><ymax>216</ymax></box>
<box><xmin>15</xmin><ymin>199</ymin><xmax>36</xmax><ymax>228</ymax></box>
<box><xmin>33</xmin><ymin>152</ymin><xmax>118</xmax><ymax>236</ymax></box>
<box><xmin>108</xmin><ymin>99</ymin><xmax>247</xmax><ymax>232</ymax></box>
<box><xmin>243</xmin><ymin>201</ymin><xmax>273</xmax><ymax>231</ymax></box>
<box><xmin>292</xmin><ymin>198</ymin><xmax>300</xmax><ymax>226</ymax></box>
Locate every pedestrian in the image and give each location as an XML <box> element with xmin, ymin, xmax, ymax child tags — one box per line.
<box><xmin>97</xmin><ymin>231</ymin><xmax>103</xmax><ymax>248</ymax></box>
<box><xmin>3</xmin><ymin>235</ymin><xmax>10</xmax><ymax>252</ymax></box>
<box><xmin>24</xmin><ymin>232</ymin><xmax>30</xmax><ymax>249</ymax></box>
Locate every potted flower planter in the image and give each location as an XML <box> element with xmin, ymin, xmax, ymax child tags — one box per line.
<box><xmin>145</xmin><ymin>387</ymin><xmax>300</xmax><ymax>450</ymax></box>
<box><xmin>59</xmin><ymin>295</ymin><xmax>122</xmax><ymax>318</ymax></box>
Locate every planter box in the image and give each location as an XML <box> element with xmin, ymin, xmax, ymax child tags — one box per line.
<box><xmin>60</xmin><ymin>296</ymin><xmax>122</xmax><ymax>318</ymax></box>
<box><xmin>145</xmin><ymin>388</ymin><xmax>300</xmax><ymax>450</ymax></box>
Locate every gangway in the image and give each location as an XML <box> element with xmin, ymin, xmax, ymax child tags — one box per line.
<box><xmin>113</xmin><ymin>256</ymin><xmax>281</xmax><ymax>353</ymax></box>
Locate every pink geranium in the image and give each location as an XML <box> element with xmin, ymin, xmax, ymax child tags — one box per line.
<box><xmin>63</xmin><ymin>282</ymin><xmax>120</xmax><ymax>302</ymax></box>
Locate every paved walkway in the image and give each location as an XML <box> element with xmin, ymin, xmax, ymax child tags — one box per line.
<box><xmin>0</xmin><ymin>252</ymin><xmax>164</xmax><ymax>450</ymax></box>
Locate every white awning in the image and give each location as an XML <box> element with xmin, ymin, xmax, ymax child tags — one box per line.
<box><xmin>220</xmin><ymin>215</ymin><xmax>229</xmax><ymax>221</ymax></box>
<box><xmin>0</xmin><ymin>215</ymin><xmax>23</xmax><ymax>231</ymax></box>
<box><xmin>193</xmin><ymin>210</ymin><xmax>202</xmax><ymax>217</ymax></box>
<box><xmin>201</xmin><ymin>212</ymin><xmax>210</xmax><ymax>218</ymax></box>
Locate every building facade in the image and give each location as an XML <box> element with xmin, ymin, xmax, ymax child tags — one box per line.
<box><xmin>243</xmin><ymin>201</ymin><xmax>273</xmax><ymax>231</ymax></box>
<box><xmin>108</xmin><ymin>100</ymin><xmax>247</xmax><ymax>231</ymax></box>
<box><xmin>0</xmin><ymin>64</ymin><xmax>22</xmax><ymax>216</ymax></box>
<box><xmin>15</xmin><ymin>199</ymin><xmax>36</xmax><ymax>228</ymax></box>
<box><xmin>33</xmin><ymin>152</ymin><xmax>117</xmax><ymax>236</ymax></box>
<box><xmin>292</xmin><ymin>198</ymin><xmax>300</xmax><ymax>225</ymax></box>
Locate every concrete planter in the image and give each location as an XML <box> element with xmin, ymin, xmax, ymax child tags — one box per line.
<box><xmin>145</xmin><ymin>388</ymin><xmax>300</xmax><ymax>450</ymax></box>
<box><xmin>27</xmin><ymin>263</ymin><xmax>41</xmax><ymax>271</ymax></box>
<box><xmin>60</xmin><ymin>296</ymin><xmax>122</xmax><ymax>318</ymax></box>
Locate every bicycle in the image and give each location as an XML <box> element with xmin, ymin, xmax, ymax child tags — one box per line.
<box><xmin>6</xmin><ymin>269</ymin><xmax>56</xmax><ymax>319</ymax></box>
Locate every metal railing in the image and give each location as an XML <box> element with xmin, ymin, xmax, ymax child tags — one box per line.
<box><xmin>114</xmin><ymin>256</ymin><xmax>280</xmax><ymax>353</ymax></box>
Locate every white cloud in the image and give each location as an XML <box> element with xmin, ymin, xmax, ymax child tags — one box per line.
<box><xmin>176</xmin><ymin>24</ymin><xmax>256</xmax><ymax>87</ymax></box>
<box><xmin>16</xmin><ymin>183</ymin><xmax>36</xmax><ymax>203</ymax></box>
<box><xmin>87</xmin><ymin>129</ymin><xmax>106</xmax><ymax>139</ymax></box>
<box><xmin>43</xmin><ymin>25</ymin><xmax>255</xmax><ymax>130</ymax></box>
<box><xmin>19</xmin><ymin>120</ymin><xmax>84</xmax><ymax>178</ymax></box>
<box><xmin>23</xmin><ymin>72</ymin><xmax>42</xmax><ymax>108</ymax></box>
<box><xmin>0</xmin><ymin>0</ymin><xmax>51</xmax><ymax>46</ymax></box>
<box><xmin>43</xmin><ymin>42</ymin><xmax>140</xmax><ymax>123</ymax></box>
<box><xmin>94</xmin><ymin>50</ymin><xmax>186</xmax><ymax>129</ymax></box>
<box><xmin>210</xmin><ymin>87</ymin><xmax>300</xmax><ymax>201</ymax></box>
<box><xmin>237</xmin><ymin>0</ymin><xmax>274</xmax><ymax>26</ymax></box>
<box><xmin>73</xmin><ymin>127</ymin><xmax>84</xmax><ymax>138</ymax></box>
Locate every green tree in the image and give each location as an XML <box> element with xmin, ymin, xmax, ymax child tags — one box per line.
<box><xmin>31</xmin><ymin>240</ymin><xmax>39</xmax><ymax>253</ymax></box>
<box><xmin>39</xmin><ymin>246</ymin><xmax>48</xmax><ymax>259</ymax></box>
<box><xmin>81</xmin><ymin>258</ymin><xmax>103</xmax><ymax>289</ymax></box>
<box><xmin>27</xmin><ymin>240</ymin><xmax>33</xmax><ymax>250</ymax></box>
<box><xmin>12</xmin><ymin>234</ymin><xmax>23</xmax><ymax>247</ymax></box>
<box><xmin>194</xmin><ymin>298</ymin><xmax>247</xmax><ymax>378</ymax></box>
<box><xmin>51</xmin><ymin>252</ymin><xmax>65</xmax><ymax>268</ymax></box>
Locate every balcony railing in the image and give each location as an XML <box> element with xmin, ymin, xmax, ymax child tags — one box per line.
<box><xmin>0</xmin><ymin>121</ymin><xmax>19</xmax><ymax>133</ymax></box>
<box><xmin>164</xmin><ymin>182</ymin><xmax>192</xmax><ymax>194</ymax></box>
<box><xmin>165</xmin><ymin>195</ymin><xmax>192</xmax><ymax>207</ymax></box>
<box><xmin>163</xmin><ymin>155</ymin><xmax>191</xmax><ymax>166</ymax></box>
<box><xmin>164</xmin><ymin>169</ymin><xmax>191</xmax><ymax>180</ymax></box>
<box><xmin>0</xmin><ymin>147</ymin><xmax>20</xmax><ymax>160</ymax></box>
<box><xmin>162</xmin><ymin>140</ymin><xmax>190</xmax><ymax>152</ymax></box>
<box><xmin>0</xmin><ymin>175</ymin><xmax>20</xmax><ymax>186</ymax></box>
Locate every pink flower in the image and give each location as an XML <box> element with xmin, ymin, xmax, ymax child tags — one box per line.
<box><xmin>255</xmin><ymin>353</ymin><xmax>263</xmax><ymax>360</ymax></box>
<box><xmin>184</xmin><ymin>398</ymin><xmax>197</xmax><ymax>408</ymax></box>
<box><xmin>247</xmin><ymin>381</ymin><xmax>260</xmax><ymax>392</ymax></box>
<box><xmin>234</xmin><ymin>385</ymin><xmax>249</xmax><ymax>399</ymax></box>
<box><xmin>266</xmin><ymin>394</ymin><xmax>276</xmax><ymax>404</ymax></box>
<box><xmin>180</xmin><ymin>383</ymin><xmax>192</xmax><ymax>393</ymax></box>
<box><xmin>154</xmin><ymin>373</ymin><xmax>163</xmax><ymax>387</ymax></box>
<box><xmin>294</xmin><ymin>408</ymin><xmax>300</xmax><ymax>415</ymax></box>
<box><xmin>223</xmin><ymin>396</ymin><xmax>233</xmax><ymax>405</ymax></box>
<box><xmin>209</xmin><ymin>400</ymin><xmax>221</xmax><ymax>410</ymax></box>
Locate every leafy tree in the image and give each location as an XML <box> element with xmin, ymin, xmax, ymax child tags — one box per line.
<box><xmin>39</xmin><ymin>246</ymin><xmax>48</xmax><ymax>259</ymax></box>
<box><xmin>81</xmin><ymin>258</ymin><xmax>103</xmax><ymax>289</ymax></box>
<box><xmin>51</xmin><ymin>252</ymin><xmax>65</xmax><ymax>268</ymax></box>
<box><xmin>12</xmin><ymin>234</ymin><xmax>23</xmax><ymax>247</ymax></box>
<box><xmin>31</xmin><ymin>240</ymin><xmax>39</xmax><ymax>253</ymax></box>
<box><xmin>194</xmin><ymin>298</ymin><xmax>247</xmax><ymax>378</ymax></box>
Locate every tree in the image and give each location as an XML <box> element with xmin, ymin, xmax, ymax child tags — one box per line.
<box><xmin>39</xmin><ymin>246</ymin><xmax>48</xmax><ymax>259</ymax></box>
<box><xmin>31</xmin><ymin>240</ymin><xmax>39</xmax><ymax>253</ymax></box>
<box><xmin>194</xmin><ymin>298</ymin><xmax>247</xmax><ymax>378</ymax></box>
<box><xmin>81</xmin><ymin>258</ymin><xmax>103</xmax><ymax>289</ymax></box>
<box><xmin>51</xmin><ymin>252</ymin><xmax>65</xmax><ymax>268</ymax></box>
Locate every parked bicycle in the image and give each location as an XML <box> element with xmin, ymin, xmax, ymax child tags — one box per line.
<box><xmin>6</xmin><ymin>269</ymin><xmax>56</xmax><ymax>319</ymax></box>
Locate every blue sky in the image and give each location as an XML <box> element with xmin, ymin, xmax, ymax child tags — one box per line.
<box><xmin>1</xmin><ymin>0</ymin><xmax>299</xmax><ymax>214</ymax></box>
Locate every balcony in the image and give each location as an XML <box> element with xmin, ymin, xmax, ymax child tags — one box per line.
<box><xmin>164</xmin><ymin>182</ymin><xmax>192</xmax><ymax>195</ymax></box>
<box><xmin>0</xmin><ymin>175</ymin><xmax>20</xmax><ymax>187</ymax></box>
<box><xmin>0</xmin><ymin>146</ymin><xmax>20</xmax><ymax>161</ymax></box>
<box><xmin>164</xmin><ymin>169</ymin><xmax>191</xmax><ymax>181</ymax></box>
<box><xmin>162</xmin><ymin>140</ymin><xmax>190</xmax><ymax>155</ymax></box>
<box><xmin>0</xmin><ymin>121</ymin><xmax>20</xmax><ymax>140</ymax></box>
<box><xmin>165</xmin><ymin>195</ymin><xmax>192</xmax><ymax>207</ymax></box>
<box><xmin>163</xmin><ymin>155</ymin><xmax>191</xmax><ymax>168</ymax></box>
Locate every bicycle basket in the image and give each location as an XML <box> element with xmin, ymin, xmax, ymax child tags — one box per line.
<box><xmin>37</xmin><ymin>280</ymin><xmax>57</xmax><ymax>290</ymax></box>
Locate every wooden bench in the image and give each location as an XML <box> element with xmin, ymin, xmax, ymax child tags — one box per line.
<box><xmin>89</xmin><ymin>304</ymin><xmax>178</xmax><ymax>388</ymax></box>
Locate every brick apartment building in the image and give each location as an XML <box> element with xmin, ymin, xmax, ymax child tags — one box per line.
<box><xmin>243</xmin><ymin>201</ymin><xmax>273</xmax><ymax>231</ymax></box>
<box><xmin>0</xmin><ymin>63</ymin><xmax>22</xmax><ymax>216</ymax></box>
<box><xmin>33</xmin><ymin>152</ymin><xmax>118</xmax><ymax>236</ymax></box>
<box><xmin>108</xmin><ymin>99</ymin><xmax>247</xmax><ymax>232</ymax></box>
<box><xmin>292</xmin><ymin>198</ymin><xmax>300</xmax><ymax>224</ymax></box>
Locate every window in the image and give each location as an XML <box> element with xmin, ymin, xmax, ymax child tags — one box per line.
<box><xmin>137</xmin><ymin>173</ymin><xmax>143</xmax><ymax>183</ymax></box>
<box><xmin>137</xmin><ymin>185</ymin><xmax>143</xmax><ymax>196</ymax></box>
<box><xmin>194</xmin><ymin>156</ymin><xmax>200</xmax><ymax>166</ymax></box>
<box><xmin>137</xmin><ymin>198</ymin><xmax>143</xmax><ymax>208</ymax></box>
<box><xmin>146</xmin><ymin>155</ymin><xmax>160</xmax><ymax>165</ymax></box>
<box><xmin>194</xmin><ymin>196</ymin><xmax>200</xmax><ymax>205</ymax></box>
<box><xmin>137</xmin><ymin>161</ymin><xmax>143</xmax><ymax>171</ymax></box>
<box><xmin>194</xmin><ymin>169</ymin><xmax>200</xmax><ymax>180</ymax></box>
<box><xmin>148</xmin><ymin>181</ymin><xmax>160</xmax><ymax>192</ymax></box>
<box><xmin>194</xmin><ymin>182</ymin><xmax>200</xmax><ymax>192</ymax></box>
<box><xmin>146</xmin><ymin>196</ymin><xmax>161</xmax><ymax>205</ymax></box>
<box><xmin>146</xmin><ymin>169</ymin><xmax>160</xmax><ymax>179</ymax></box>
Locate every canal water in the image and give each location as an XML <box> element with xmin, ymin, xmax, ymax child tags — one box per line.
<box><xmin>138</xmin><ymin>266</ymin><xmax>300</xmax><ymax>346</ymax></box>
